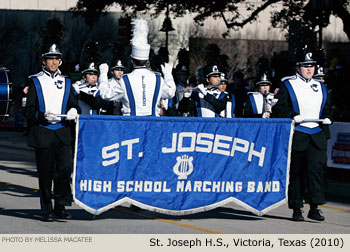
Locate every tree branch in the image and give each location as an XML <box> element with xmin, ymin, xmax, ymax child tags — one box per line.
<box><xmin>222</xmin><ymin>0</ymin><xmax>281</xmax><ymax>29</ymax></box>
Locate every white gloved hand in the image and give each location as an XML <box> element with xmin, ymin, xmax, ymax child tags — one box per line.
<box><xmin>99</xmin><ymin>63</ymin><xmax>109</xmax><ymax>74</ymax></box>
<box><xmin>98</xmin><ymin>63</ymin><xmax>109</xmax><ymax>83</ymax></box>
<box><xmin>197</xmin><ymin>84</ymin><xmax>207</xmax><ymax>96</ymax></box>
<box><xmin>161</xmin><ymin>63</ymin><xmax>173</xmax><ymax>76</ymax></box>
<box><xmin>293</xmin><ymin>115</ymin><xmax>304</xmax><ymax>123</ymax></box>
<box><xmin>262</xmin><ymin>112</ymin><xmax>270</xmax><ymax>118</ymax></box>
<box><xmin>184</xmin><ymin>89</ymin><xmax>192</xmax><ymax>98</ymax></box>
<box><xmin>44</xmin><ymin>111</ymin><xmax>60</xmax><ymax>123</ymax></box>
<box><xmin>72</xmin><ymin>81</ymin><xmax>81</xmax><ymax>94</ymax></box>
<box><xmin>66</xmin><ymin>108</ymin><xmax>78</xmax><ymax>120</ymax></box>
<box><xmin>322</xmin><ymin>118</ymin><xmax>332</xmax><ymax>125</ymax></box>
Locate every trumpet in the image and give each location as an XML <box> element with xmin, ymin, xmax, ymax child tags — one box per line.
<box><xmin>263</xmin><ymin>91</ymin><xmax>273</xmax><ymax>118</ymax></box>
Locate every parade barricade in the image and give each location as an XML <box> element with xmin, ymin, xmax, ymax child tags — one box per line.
<box><xmin>73</xmin><ymin>115</ymin><xmax>294</xmax><ymax>216</ymax></box>
<box><xmin>327</xmin><ymin>122</ymin><xmax>350</xmax><ymax>170</ymax></box>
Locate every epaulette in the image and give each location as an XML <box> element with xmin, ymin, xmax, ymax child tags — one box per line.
<box><xmin>28</xmin><ymin>72</ymin><xmax>44</xmax><ymax>79</ymax></box>
<box><xmin>247</xmin><ymin>91</ymin><xmax>259</xmax><ymax>95</ymax></box>
<box><xmin>281</xmin><ymin>75</ymin><xmax>296</xmax><ymax>82</ymax></box>
<box><xmin>312</xmin><ymin>78</ymin><xmax>324</xmax><ymax>84</ymax></box>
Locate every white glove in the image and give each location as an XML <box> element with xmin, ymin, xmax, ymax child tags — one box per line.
<box><xmin>161</xmin><ymin>63</ymin><xmax>173</xmax><ymax>77</ymax></box>
<box><xmin>323</xmin><ymin>118</ymin><xmax>332</xmax><ymax>125</ymax></box>
<box><xmin>44</xmin><ymin>111</ymin><xmax>60</xmax><ymax>123</ymax></box>
<box><xmin>99</xmin><ymin>63</ymin><xmax>109</xmax><ymax>83</ymax></box>
<box><xmin>184</xmin><ymin>89</ymin><xmax>192</xmax><ymax>98</ymax></box>
<box><xmin>262</xmin><ymin>112</ymin><xmax>270</xmax><ymax>118</ymax></box>
<box><xmin>197</xmin><ymin>84</ymin><xmax>207</xmax><ymax>96</ymax></box>
<box><xmin>293</xmin><ymin>115</ymin><xmax>304</xmax><ymax>123</ymax></box>
<box><xmin>72</xmin><ymin>81</ymin><xmax>81</xmax><ymax>94</ymax></box>
<box><xmin>99</xmin><ymin>63</ymin><xmax>109</xmax><ymax>74</ymax></box>
<box><xmin>66</xmin><ymin>108</ymin><xmax>78</xmax><ymax>120</ymax></box>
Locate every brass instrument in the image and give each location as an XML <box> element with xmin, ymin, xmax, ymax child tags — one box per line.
<box><xmin>263</xmin><ymin>91</ymin><xmax>273</xmax><ymax>118</ymax></box>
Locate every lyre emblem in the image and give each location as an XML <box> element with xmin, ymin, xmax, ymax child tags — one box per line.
<box><xmin>173</xmin><ymin>155</ymin><xmax>194</xmax><ymax>179</ymax></box>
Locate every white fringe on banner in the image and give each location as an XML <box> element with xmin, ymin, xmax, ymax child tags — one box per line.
<box><xmin>72</xmin><ymin>117</ymin><xmax>294</xmax><ymax>217</ymax></box>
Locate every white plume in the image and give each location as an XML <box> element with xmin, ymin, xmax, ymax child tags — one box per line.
<box><xmin>131</xmin><ymin>18</ymin><xmax>149</xmax><ymax>46</ymax></box>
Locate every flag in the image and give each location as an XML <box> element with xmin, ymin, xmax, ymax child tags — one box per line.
<box><xmin>73</xmin><ymin>115</ymin><xmax>293</xmax><ymax>216</ymax></box>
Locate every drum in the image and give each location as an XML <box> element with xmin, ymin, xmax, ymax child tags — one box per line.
<box><xmin>0</xmin><ymin>67</ymin><xmax>11</xmax><ymax>122</ymax></box>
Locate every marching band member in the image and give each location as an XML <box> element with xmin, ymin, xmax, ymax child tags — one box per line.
<box><xmin>99</xmin><ymin>19</ymin><xmax>175</xmax><ymax>116</ymax></box>
<box><xmin>109</xmin><ymin>59</ymin><xmax>125</xmax><ymax>115</ymax></box>
<box><xmin>218</xmin><ymin>73</ymin><xmax>236</xmax><ymax>118</ymax></box>
<box><xmin>244</xmin><ymin>73</ymin><xmax>277</xmax><ymax>118</ymax></box>
<box><xmin>22</xmin><ymin>43</ymin><xmax>80</xmax><ymax>221</ymax></box>
<box><xmin>313</xmin><ymin>65</ymin><xmax>326</xmax><ymax>83</ymax></box>
<box><xmin>73</xmin><ymin>62</ymin><xmax>111</xmax><ymax>115</ymax></box>
<box><xmin>273</xmin><ymin>48</ymin><xmax>332</xmax><ymax>222</ymax></box>
<box><xmin>180</xmin><ymin>65</ymin><xmax>229</xmax><ymax>118</ymax></box>
<box><xmin>165</xmin><ymin>65</ymin><xmax>191</xmax><ymax>116</ymax></box>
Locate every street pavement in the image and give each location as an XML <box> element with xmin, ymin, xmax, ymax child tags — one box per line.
<box><xmin>0</xmin><ymin>130</ymin><xmax>349</xmax><ymax>234</ymax></box>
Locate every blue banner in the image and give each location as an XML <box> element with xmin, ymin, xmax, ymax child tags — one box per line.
<box><xmin>73</xmin><ymin>115</ymin><xmax>293</xmax><ymax>216</ymax></box>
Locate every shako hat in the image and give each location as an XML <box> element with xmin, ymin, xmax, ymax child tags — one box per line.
<box><xmin>256</xmin><ymin>73</ymin><xmax>272</xmax><ymax>86</ymax></box>
<box><xmin>131</xmin><ymin>19</ymin><xmax>151</xmax><ymax>60</ymax></box>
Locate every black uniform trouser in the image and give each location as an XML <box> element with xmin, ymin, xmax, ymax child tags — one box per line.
<box><xmin>288</xmin><ymin>140</ymin><xmax>327</xmax><ymax>209</ymax></box>
<box><xmin>34</xmin><ymin>140</ymin><xmax>73</xmax><ymax>214</ymax></box>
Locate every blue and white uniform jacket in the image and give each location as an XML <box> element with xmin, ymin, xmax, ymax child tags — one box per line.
<box><xmin>99</xmin><ymin>67</ymin><xmax>176</xmax><ymax>116</ymax></box>
<box><xmin>245</xmin><ymin>92</ymin><xmax>277</xmax><ymax>117</ymax></box>
<box><xmin>27</xmin><ymin>69</ymin><xmax>72</xmax><ymax>130</ymax></box>
<box><xmin>77</xmin><ymin>80</ymin><xmax>100</xmax><ymax>115</ymax></box>
<box><xmin>273</xmin><ymin>73</ymin><xmax>331</xmax><ymax>134</ymax></box>
<box><xmin>192</xmin><ymin>87</ymin><xmax>234</xmax><ymax>118</ymax></box>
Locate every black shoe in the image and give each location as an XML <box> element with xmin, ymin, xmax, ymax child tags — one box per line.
<box><xmin>292</xmin><ymin>209</ymin><xmax>304</xmax><ymax>221</ymax></box>
<box><xmin>54</xmin><ymin>207</ymin><xmax>72</xmax><ymax>219</ymax></box>
<box><xmin>41</xmin><ymin>212</ymin><xmax>55</xmax><ymax>222</ymax></box>
<box><xmin>307</xmin><ymin>208</ymin><xmax>325</xmax><ymax>221</ymax></box>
